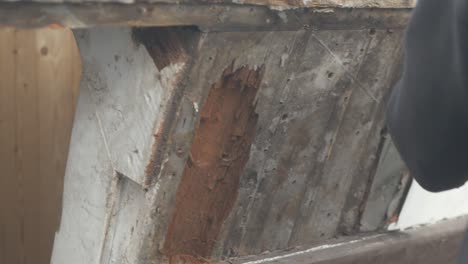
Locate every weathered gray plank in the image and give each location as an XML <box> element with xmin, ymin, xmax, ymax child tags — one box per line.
<box><xmin>224</xmin><ymin>216</ymin><xmax>467</xmax><ymax>264</ymax></box>
<box><xmin>0</xmin><ymin>3</ymin><xmax>411</xmax><ymax>30</ymax></box>
<box><xmin>0</xmin><ymin>0</ymin><xmax>416</xmax><ymax>8</ymax></box>
<box><xmin>210</xmin><ymin>29</ymin><xmax>404</xmax><ymax>257</ymax></box>
<box><xmin>291</xmin><ymin>29</ymin><xmax>404</xmax><ymax>241</ymax></box>
<box><xmin>336</xmin><ymin>29</ymin><xmax>404</xmax><ymax>234</ymax></box>
<box><xmin>359</xmin><ymin>139</ymin><xmax>409</xmax><ymax>232</ymax></box>
<box><xmin>219</xmin><ymin>30</ymin><xmax>371</xmax><ymax>256</ymax></box>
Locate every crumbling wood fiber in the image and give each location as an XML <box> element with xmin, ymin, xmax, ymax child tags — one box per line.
<box><xmin>163</xmin><ymin>64</ymin><xmax>264</xmax><ymax>263</ymax></box>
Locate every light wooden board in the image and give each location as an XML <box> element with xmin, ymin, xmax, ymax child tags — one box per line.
<box><xmin>0</xmin><ymin>27</ymin><xmax>81</xmax><ymax>264</ymax></box>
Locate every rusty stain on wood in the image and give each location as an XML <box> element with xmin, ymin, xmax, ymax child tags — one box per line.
<box><xmin>163</xmin><ymin>64</ymin><xmax>264</xmax><ymax>262</ymax></box>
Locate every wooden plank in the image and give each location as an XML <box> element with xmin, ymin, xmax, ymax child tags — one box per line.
<box><xmin>288</xmin><ymin>29</ymin><xmax>404</xmax><ymax>241</ymax></box>
<box><xmin>359</xmin><ymin>139</ymin><xmax>409</xmax><ymax>232</ymax></box>
<box><xmin>47</xmin><ymin>26</ymin><xmax>406</xmax><ymax>263</ymax></box>
<box><xmin>36</xmin><ymin>28</ymin><xmax>82</xmax><ymax>263</ymax></box>
<box><xmin>206</xmin><ymin>29</ymin><xmax>403</xmax><ymax>257</ymax></box>
<box><xmin>0</xmin><ymin>0</ymin><xmax>417</xmax><ymax>8</ymax></box>
<box><xmin>15</xmin><ymin>28</ymin><xmax>41</xmax><ymax>264</ymax></box>
<box><xmin>0</xmin><ymin>27</ymin><xmax>81</xmax><ymax>264</ymax></box>
<box><xmin>130</xmin><ymin>27</ymin><xmax>405</xmax><ymax>263</ymax></box>
<box><xmin>0</xmin><ymin>27</ymin><xmax>22</xmax><ymax>264</ymax></box>
<box><xmin>221</xmin><ymin>30</ymin><xmax>369</xmax><ymax>254</ymax></box>
<box><xmin>0</xmin><ymin>3</ymin><xmax>411</xmax><ymax>30</ymax></box>
<box><xmin>225</xmin><ymin>216</ymin><xmax>466</xmax><ymax>264</ymax></box>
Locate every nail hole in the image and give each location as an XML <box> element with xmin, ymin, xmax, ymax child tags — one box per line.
<box><xmin>40</xmin><ymin>46</ymin><xmax>48</xmax><ymax>56</ymax></box>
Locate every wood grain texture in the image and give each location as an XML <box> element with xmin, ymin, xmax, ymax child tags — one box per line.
<box><xmin>209</xmin><ymin>29</ymin><xmax>404</xmax><ymax>257</ymax></box>
<box><xmin>0</xmin><ymin>27</ymin><xmax>81</xmax><ymax>264</ymax></box>
<box><xmin>139</xmin><ymin>28</ymin><xmax>404</xmax><ymax>263</ymax></box>
<box><xmin>226</xmin><ymin>216</ymin><xmax>467</xmax><ymax>264</ymax></box>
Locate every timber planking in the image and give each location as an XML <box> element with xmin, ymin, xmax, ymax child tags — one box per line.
<box><xmin>226</xmin><ymin>216</ymin><xmax>467</xmax><ymax>264</ymax></box>
<box><xmin>0</xmin><ymin>27</ymin><xmax>81</xmax><ymax>264</ymax></box>
<box><xmin>126</xmin><ymin>27</ymin><xmax>405</xmax><ymax>262</ymax></box>
<box><xmin>0</xmin><ymin>3</ymin><xmax>412</xmax><ymax>30</ymax></box>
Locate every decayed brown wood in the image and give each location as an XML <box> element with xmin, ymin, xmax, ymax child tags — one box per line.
<box><xmin>163</xmin><ymin>65</ymin><xmax>264</xmax><ymax>263</ymax></box>
<box><xmin>0</xmin><ymin>27</ymin><xmax>81</xmax><ymax>264</ymax></box>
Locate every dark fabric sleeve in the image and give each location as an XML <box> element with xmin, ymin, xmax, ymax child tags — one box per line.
<box><xmin>386</xmin><ymin>0</ymin><xmax>468</xmax><ymax>192</ymax></box>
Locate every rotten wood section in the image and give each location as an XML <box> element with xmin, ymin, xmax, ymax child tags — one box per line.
<box><xmin>225</xmin><ymin>216</ymin><xmax>467</xmax><ymax>264</ymax></box>
<box><xmin>163</xmin><ymin>64</ymin><xmax>264</xmax><ymax>263</ymax></box>
<box><xmin>0</xmin><ymin>3</ymin><xmax>411</xmax><ymax>30</ymax></box>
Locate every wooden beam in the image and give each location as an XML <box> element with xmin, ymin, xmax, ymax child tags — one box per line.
<box><xmin>0</xmin><ymin>3</ymin><xmax>411</xmax><ymax>30</ymax></box>
<box><xmin>226</xmin><ymin>217</ymin><xmax>467</xmax><ymax>264</ymax></box>
<box><xmin>0</xmin><ymin>0</ymin><xmax>417</xmax><ymax>8</ymax></box>
<box><xmin>0</xmin><ymin>27</ymin><xmax>81</xmax><ymax>264</ymax></box>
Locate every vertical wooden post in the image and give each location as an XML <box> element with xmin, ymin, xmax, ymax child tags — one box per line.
<box><xmin>0</xmin><ymin>27</ymin><xmax>81</xmax><ymax>264</ymax></box>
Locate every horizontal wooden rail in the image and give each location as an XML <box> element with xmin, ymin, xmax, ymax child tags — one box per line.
<box><xmin>226</xmin><ymin>217</ymin><xmax>468</xmax><ymax>264</ymax></box>
<box><xmin>0</xmin><ymin>3</ymin><xmax>411</xmax><ymax>30</ymax></box>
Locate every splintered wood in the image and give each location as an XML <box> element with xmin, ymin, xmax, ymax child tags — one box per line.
<box><xmin>0</xmin><ymin>27</ymin><xmax>81</xmax><ymax>264</ymax></box>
